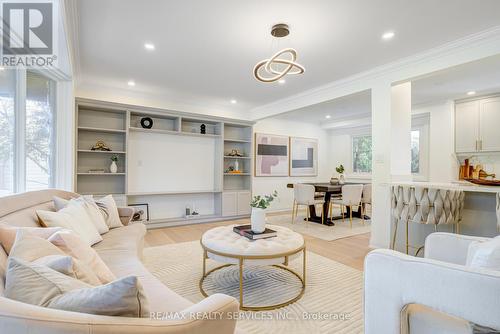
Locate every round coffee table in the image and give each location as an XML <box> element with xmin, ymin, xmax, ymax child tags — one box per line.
<box><xmin>199</xmin><ymin>224</ymin><xmax>306</xmax><ymax>311</ymax></box>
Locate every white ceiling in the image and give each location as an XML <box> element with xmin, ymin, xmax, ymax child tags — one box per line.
<box><xmin>274</xmin><ymin>54</ymin><xmax>500</xmax><ymax>125</ymax></box>
<box><xmin>75</xmin><ymin>0</ymin><xmax>500</xmax><ymax>114</ymax></box>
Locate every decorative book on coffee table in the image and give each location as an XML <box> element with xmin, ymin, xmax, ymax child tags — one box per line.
<box><xmin>233</xmin><ymin>224</ymin><xmax>277</xmax><ymax>240</ymax></box>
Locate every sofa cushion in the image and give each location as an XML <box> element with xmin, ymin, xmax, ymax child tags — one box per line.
<box><xmin>94</xmin><ymin>223</ymin><xmax>192</xmax><ymax>312</ymax></box>
<box><xmin>53</xmin><ymin>196</ymin><xmax>109</xmax><ymax>235</ymax></box>
<box><xmin>405</xmin><ymin>304</ymin><xmax>472</xmax><ymax>334</ymax></box>
<box><xmin>466</xmin><ymin>236</ymin><xmax>500</xmax><ymax>272</ymax></box>
<box><xmin>94</xmin><ymin>195</ymin><xmax>123</xmax><ymax>229</ymax></box>
<box><xmin>37</xmin><ymin>200</ymin><xmax>103</xmax><ymax>246</ymax></box>
<box><xmin>0</xmin><ymin>223</ymin><xmax>63</xmax><ymax>254</ymax></box>
<box><xmin>5</xmin><ymin>258</ymin><xmax>149</xmax><ymax>317</ymax></box>
<box><xmin>48</xmin><ymin>230</ymin><xmax>116</xmax><ymax>284</ymax></box>
<box><xmin>9</xmin><ymin>232</ymin><xmax>101</xmax><ymax>286</ymax></box>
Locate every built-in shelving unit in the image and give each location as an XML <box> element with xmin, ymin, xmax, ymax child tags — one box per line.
<box><xmin>75</xmin><ymin>98</ymin><xmax>254</xmax><ymax>228</ymax></box>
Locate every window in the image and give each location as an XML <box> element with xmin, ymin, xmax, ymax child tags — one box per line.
<box><xmin>352</xmin><ymin>135</ymin><xmax>372</xmax><ymax>173</ymax></box>
<box><xmin>26</xmin><ymin>72</ymin><xmax>55</xmax><ymax>191</ymax></box>
<box><xmin>0</xmin><ymin>70</ymin><xmax>16</xmax><ymax>196</ymax></box>
<box><xmin>411</xmin><ymin>130</ymin><xmax>420</xmax><ymax>174</ymax></box>
<box><xmin>0</xmin><ymin>70</ymin><xmax>55</xmax><ymax>195</ymax></box>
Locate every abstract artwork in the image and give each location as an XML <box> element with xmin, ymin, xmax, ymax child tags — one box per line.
<box><xmin>255</xmin><ymin>133</ymin><xmax>289</xmax><ymax>176</ymax></box>
<box><xmin>290</xmin><ymin>137</ymin><xmax>318</xmax><ymax>176</ymax></box>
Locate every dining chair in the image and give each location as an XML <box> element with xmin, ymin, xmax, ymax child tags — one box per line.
<box><xmin>331</xmin><ymin>184</ymin><xmax>364</xmax><ymax>228</ymax></box>
<box><xmin>361</xmin><ymin>184</ymin><xmax>372</xmax><ymax>222</ymax></box>
<box><xmin>292</xmin><ymin>184</ymin><xmax>325</xmax><ymax>225</ymax></box>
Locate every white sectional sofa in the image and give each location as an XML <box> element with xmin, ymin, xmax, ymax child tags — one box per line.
<box><xmin>0</xmin><ymin>189</ymin><xmax>239</xmax><ymax>334</ymax></box>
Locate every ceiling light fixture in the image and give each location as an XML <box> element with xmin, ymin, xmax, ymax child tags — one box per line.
<box><xmin>467</xmin><ymin>91</ymin><xmax>476</xmax><ymax>96</ymax></box>
<box><xmin>127</xmin><ymin>80</ymin><xmax>136</xmax><ymax>87</ymax></box>
<box><xmin>144</xmin><ymin>43</ymin><xmax>155</xmax><ymax>51</ymax></box>
<box><xmin>230</xmin><ymin>99</ymin><xmax>237</xmax><ymax>104</ymax></box>
<box><xmin>254</xmin><ymin>24</ymin><xmax>305</xmax><ymax>83</ymax></box>
<box><xmin>278</xmin><ymin>79</ymin><xmax>286</xmax><ymax>85</ymax></box>
<box><xmin>382</xmin><ymin>31</ymin><xmax>395</xmax><ymax>40</ymax></box>
<box><xmin>325</xmin><ymin>115</ymin><xmax>331</xmax><ymax>119</ymax></box>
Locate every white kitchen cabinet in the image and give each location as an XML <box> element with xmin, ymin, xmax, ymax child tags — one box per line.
<box><xmin>455</xmin><ymin>100</ymin><xmax>479</xmax><ymax>153</ymax></box>
<box><xmin>479</xmin><ymin>97</ymin><xmax>500</xmax><ymax>152</ymax></box>
<box><xmin>222</xmin><ymin>191</ymin><xmax>251</xmax><ymax>216</ymax></box>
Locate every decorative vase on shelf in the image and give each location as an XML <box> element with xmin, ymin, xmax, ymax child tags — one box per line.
<box><xmin>339</xmin><ymin>174</ymin><xmax>345</xmax><ymax>184</ymax></box>
<box><xmin>251</xmin><ymin>207</ymin><xmax>267</xmax><ymax>233</ymax></box>
<box><xmin>110</xmin><ymin>161</ymin><xmax>118</xmax><ymax>174</ymax></box>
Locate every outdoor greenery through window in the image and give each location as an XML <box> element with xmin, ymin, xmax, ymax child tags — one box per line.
<box><xmin>0</xmin><ymin>69</ymin><xmax>55</xmax><ymax>196</ymax></box>
<box><xmin>352</xmin><ymin>135</ymin><xmax>372</xmax><ymax>173</ymax></box>
<box><xmin>351</xmin><ymin>132</ymin><xmax>422</xmax><ymax>174</ymax></box>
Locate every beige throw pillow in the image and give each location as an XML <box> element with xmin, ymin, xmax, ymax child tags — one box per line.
<box><xmin>53</xmin><ymin>196</ymin><xmax>109</xmax><ymax>234</ymax></box>
<box><xmin>0</xmin><ymin>223</ymin><xmax>63</xmax><ymax>254</ymax></box>
<box><xmin>48</xmin><ymin>230</ymin><xmax>116</xmax><ymax>284</ymax></box>
<box><xmin>94</xmin><ymin>195</ymin><xmax>123</xmax><ymax>229</ymax></box>
<box><xmin>37</xmin><ymin>199</ymin><xmax>103</xmax><ymax>246</ymax></box>
<box><xmin>9</xmin><ymin>231</ymin><xmax>101</xmax><ymax>285</ymax></box>
<box><xmin>5</xmin><ymin>258</ymin><xmax>149</xmax><ymax>317</ymax></box>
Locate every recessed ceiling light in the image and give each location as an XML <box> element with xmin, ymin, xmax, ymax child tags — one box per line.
<box><xmin>0</xmin><ymin>66</ymin><xmax>4</xmax><ymax>71</ymax></box>
<box><xmin>127</xmin><ymin>80</ymin><xmax>136</xmax><ymax>87</ymax></box>
<box><xmin>230</xmin><ymin>99</ymin><xmax>237</xmax><ymax>104</ymax></box>
<box><xmin>325</xmin><ymin>115</ymin><xmax>331</xmax><ymax>119</ymax></box>
<box><xmin>278</xmin><ymin>79</ymin><xmax>286</xmax><ymax>85</ymax></box>
<box><xmin>467</xmin><ymin>91</ymin><xmax>476</xmax><ymax>96</ymax></box>
<box><xmin>144</xmin><ymin>43</ymin><xmax>155</xmax><ymax>51</ymax></box>
<box><xmin>382</xmin><ymin>31</ymin><xmax>395</xmax><ymax>40</ymax></box>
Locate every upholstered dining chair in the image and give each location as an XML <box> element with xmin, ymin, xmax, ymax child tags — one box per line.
<box><xmin>391</xmin><ymin>185</ymin><xmax>464</xmax><ymax>255</ymax></box>
<box><xmin>292</xmin><ymin>184</ymin><xmax>325</xmax><ymax>225</ymax></box>
<box><xmin>331</xmin><ymin>184</ymin><xmax>364</xmax><ymax>228</ymax></box>
<box><xmin>361</xmin><ymin>184</ymin><xmax>372</xmax><ymax>221</ymax></box>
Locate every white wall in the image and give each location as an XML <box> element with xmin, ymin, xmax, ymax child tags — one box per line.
<box><xmin>252</xmin><ymin>118</ymin><xmax>330</xmax><ymax>212</ymax></box>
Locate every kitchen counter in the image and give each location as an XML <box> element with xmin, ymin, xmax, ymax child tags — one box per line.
<box><xmin>392</xmin><ymin>181</ymin><xmax>500</xmax><ymax>193</ymax></box>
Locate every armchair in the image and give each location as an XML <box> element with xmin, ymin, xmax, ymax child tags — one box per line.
<box><xmin>364</xmin><ymin>232</ymin><xmax>500</xmax><ymax>334</ymax></box>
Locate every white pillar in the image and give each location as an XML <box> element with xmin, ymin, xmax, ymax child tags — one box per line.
<box><xmin>370</xmin><ymin>82</ymin><xmax>412</xmax><ymax>248</ymax></box>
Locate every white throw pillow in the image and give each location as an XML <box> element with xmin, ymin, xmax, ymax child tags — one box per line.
<box><xmin>94</xmin><ymin>195</ymin><xmax>123</xmax><ymax>229</ymax></box>
<box><xmin>466</xmin><ymin>236</ymin><xmax>500</xmax><ymax>271</ymax></box>
<box><xmin>5</xmin><ymin>258</ymin><xmax>149</xmax><ymax>317</ymax></box>
<box><xmin>53</xmin><ymin>196</ymin><xmax>109</xmax><ymax>234</ymax></box>
<box><xmin>9</xmin><ymin>232</ymin><xmax>101</xmax><ymax>285</ymax></box>
<box><xmin>37</xmin><ymin>199</ymin><xmax>103</xmax><ymax>246</ymax></box>
<box><xmin>48</xmin><ymin>230</ymin><xmax>116</xmax><ymax>284</ymax></box>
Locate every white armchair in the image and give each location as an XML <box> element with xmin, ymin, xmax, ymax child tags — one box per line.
<box><xmin>364</xmin><ymin>232</ymin><xmax>500</xmax><ymax>334</ymax></box>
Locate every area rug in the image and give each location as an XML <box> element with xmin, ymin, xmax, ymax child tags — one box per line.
<box><xmin>266</xmin><ymin>211</ymin><xmax>371</xmax><ymax>241</ymax></box>
<box><xmin>143</xmin><ymin>241</ymin><xmax>364</xmax><ymax>334</ymax></box>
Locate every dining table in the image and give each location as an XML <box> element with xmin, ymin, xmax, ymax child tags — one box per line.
<box><xmin>286</xmin><ymin>182</ymin><xmax>370</xmax><ymax>226</ymax></box>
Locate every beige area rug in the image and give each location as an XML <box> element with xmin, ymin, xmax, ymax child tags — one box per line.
<box><xmin>143</xmin><ymin>241</ymin><xmax>364</xmax><ymax>334</ymax></box>
<box><xmin>266</xmin><ymin>211</ymin><xmax>371</xmax><ymax>241</ymax></box>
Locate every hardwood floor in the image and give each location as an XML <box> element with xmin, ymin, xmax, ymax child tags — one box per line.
<box><xmin>144</xmin><ymin>216</ymin><xmax>372</xmax><ymax>271</ymax></box>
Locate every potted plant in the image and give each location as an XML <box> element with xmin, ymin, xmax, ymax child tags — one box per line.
<box><xmin>336</xmin><ymin>164</ymin><xmax>345</xmax><ymax>184</ymax></box>
<box><xmin>250</xmin><ymin>191</ymin><xmax>278</xmax><ymax>233</ymax></box>
<box><xmin>110</xmin><ymin>155</ymin><xmax>118</xmax><ymax>173</ymax></box>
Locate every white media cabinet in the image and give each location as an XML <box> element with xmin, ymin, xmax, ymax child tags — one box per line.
<box><xmin>75</xmin><ymin>98</ymin><xmax>254</xmax><ymax>228</ymax></box>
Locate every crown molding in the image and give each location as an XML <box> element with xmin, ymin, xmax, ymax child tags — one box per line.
<box><xmin>250</xmin><ymin>25</ymin><xmax>500</xmax><ymax>120</ymax></box>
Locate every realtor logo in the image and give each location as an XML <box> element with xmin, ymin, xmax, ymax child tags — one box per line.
<box><xmin>2</xmin><ymin>2</ymin><xmax>52</xmax><ymax>54</ymax></box>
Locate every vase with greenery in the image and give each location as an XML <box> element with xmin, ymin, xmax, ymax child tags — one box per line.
<box><xmin>250</xmin><ymin>191</ymin><xmax>278</xmax><ymax>233</ymax></box>
<box><xmin>336</xmin><ymin>164</ymin><xmax>345</xmax><ymax>184</ymax></box>
<box><xmin>110</xmin><ymin>155</ymin><xmax>118</xmax><ymax>173</ymax></box>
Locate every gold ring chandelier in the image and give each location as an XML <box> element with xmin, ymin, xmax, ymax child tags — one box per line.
<box><xmin>253</xmin><ymin>24</ymin><xmax>305</xmax><ymax>83</ymax></box>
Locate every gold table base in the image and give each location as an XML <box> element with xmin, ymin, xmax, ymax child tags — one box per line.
<box><xmin>199</xmin><ymin>242</ymin><xmax>306</xmax><ymax>311</ymax></box>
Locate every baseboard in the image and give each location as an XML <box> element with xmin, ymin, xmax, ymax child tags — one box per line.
<box><xmin>142</xmin><ymin>214</ymin><xmax>250</xmax><ymax>229</ymax></box>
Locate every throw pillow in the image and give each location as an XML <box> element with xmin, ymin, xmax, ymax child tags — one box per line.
<box><xmin>0</xmin><ymin>223</ymin><xmax>62</xmax><ymax>254</ymax></box>
<box><xmin>37</xmin><ymin>199</ymin><xmax>103</xmax><ymax>246</ymax></box>
<box><xmin>5</xmin><ymin>258</ymin><xmax>149</xmax><ymax>317</ymax></box>
<box><xmin>53</xmin><ymin>196</ymin><xmax>109</xmax><ymax>234</ymax></box>
<box><xmin>48</xmin><ymin>230</ymin><xmax>116</xmax><ymax>284</ymax></box>
<box><xmin>466</xmin><ymin>236</ymin><xmax>500</xmax><ymax>271</ymax></box>
<box><xmin>94</xmin><ymin>195</ymin><xmax>123</xmax><ymax>229</ymax></box>
<box><xmin>9</xmin><ymin>231</ymin><xmax>101</xmax><ymax>285</ymax></box>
